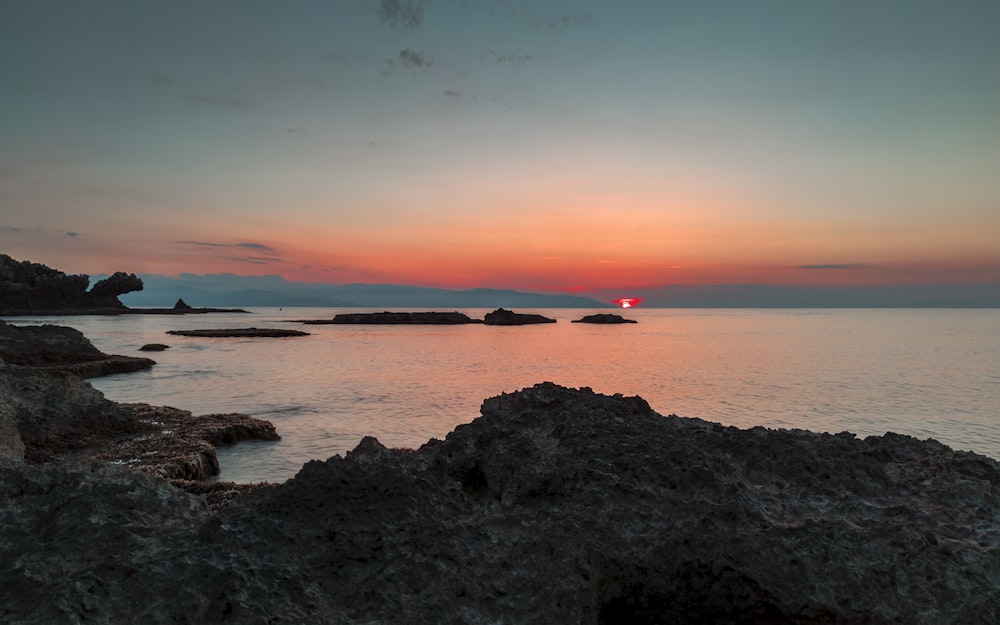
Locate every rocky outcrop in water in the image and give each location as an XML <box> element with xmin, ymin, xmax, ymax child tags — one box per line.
<box><xmin>0</xmin><ymin>254</ymin><xmax>142</xmax><ymax>315</ymax></box>
<box><xmin>0</xmin><ymin>319</ymin><xmax>154</xmax><ymax>377</ymax></box>
<box><xmin>572</xmin><ymin>313</ymin><xmax>637</xmax><ymax>324</ymax></box>
<box><xmin>2</xmin><ymin>382</ymin><xmax>998</xmax><ymax>624</ymax></box>
<box><xmin>483</xmin><ymin>307</ymin><xmax>557</xmax><ymax>325</ymax></box>
<box><xmin>309</xmin><ymin>311</ymin><xmax>482</xmax><ymax>324</ymax></box>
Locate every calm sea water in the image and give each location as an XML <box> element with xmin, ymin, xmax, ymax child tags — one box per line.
<box><xmin>8</xmin><ymin>308</ymin><xmax>1000</xmax><ymax>483</ymax></box>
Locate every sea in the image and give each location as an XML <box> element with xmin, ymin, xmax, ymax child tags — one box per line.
<box><xmin>7</xmin><ymin>308</ymin><xmax>1000</xmax><ymax>484</ymax></box>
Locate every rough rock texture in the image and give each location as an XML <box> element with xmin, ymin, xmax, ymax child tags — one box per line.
<box><xmin>2</xmin><ymin>383</ymin><xmax>998</xmax><ymax>624</ymax></box>
<box><xmin>166</xmin><ymin>328</ymin><xmax>310</xmax><ymax>338</ymax></box>
<box><xmin>483</xmin><ymin>307</ymin><xmax>557</xmax><ymax>325</ymax></box>
<box><xmin>572</xmin><ymin>313</ymin><xmax>638</xmax><ymax>324</ymax></box>
<box><xmin>0</xmin><ymin>319</ymin><xmax>154</xmax><ymax>377</ymax></box>
<box><xmin>0</xmin><ymin>360</ymin><xmax>278</xmax><ymax>479</ymax></box>
<box><xmin>0</xmin><ymin>254</ymin><xmax>141</xmax><ymax>314</ymax></box>
<box><xmin>311</xmin><ymin>311</ymin><xmax>483</xmax><ymax>324</ymax></box>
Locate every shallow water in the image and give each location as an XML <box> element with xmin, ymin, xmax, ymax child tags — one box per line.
<box><xmin>9</xmin><ymin>308</ymin><xmax>1000</xmax><ymax>483</ymax></box>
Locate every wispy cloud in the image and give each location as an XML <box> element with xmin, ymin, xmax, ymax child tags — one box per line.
<box><xmin>378</xmin><ymin>0</ymin><xmax>423</xmax><ymax>30</ymax></box>
<box><xmin>398</xmin><ymin>48</ymin><xmax>431</xmax><ymax>68</ymax></box>
<box><xmin>481</xmin><ymin>49</ymin><xmax>536</xmax><ymax>66</ymax></box>
<box><xmin>536</xmin><ymin>12</ymin><xmax>593</xmax><ymax>32</ymax></box>
<box><xmin>225</xmin><ymin>256</ymin><xmax>282</xmax><ymax>265</ymax></box>
<box><xmin>66</xmin><ymin>231</ymin><xmax>79</xmax><ymax>238</ymax></box>
<box><xmin>180</xmin><ymin>240</ymin><xmax>277</xmax><ymax>253</ymax></box>
<box><xmin>798</xmin><ymin>264</ymin><xmax>870</xmax><ymax>270</ymax></box>
<box><xmin>383</xmin><ymin>48</ymin><xmax>432</xmax><ymax>75</ymax></box>
<box><xmin>1</xmin><ymin>225</ymin><xmax>43</xmax><ymax>233</ymax></box>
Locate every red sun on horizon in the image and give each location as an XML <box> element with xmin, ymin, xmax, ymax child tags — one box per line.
<box><xmin>613</xmin><ymin>298</ymin><xmax>643</xmax><ymax>309</ymax></box>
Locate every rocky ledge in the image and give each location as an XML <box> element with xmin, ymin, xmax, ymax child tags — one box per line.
<box><xmin>0</xmin><ymin>319</ymin><xmax>154</xmax><ymax>377</ymax></box>
<box><xmin>483</xmin><ymin>307</ymin><xmax>557</xmax><ymax>325</ymax></box>
<box><xmin>2</xmin><ymin>382</ymin><xmax>998</xmax><ymax>624</ymax></box>
<box><xmin>166</xmin><ymin>328</ymin><xmax>310</xmax><ymax>338</ymax></box>
<box><xmin>572</xmin><ymin>313</ymin><xmax>637</xmax><ymax>324</ymax></box>
<box><xmin>304</xmin><ymin>311</ymin><xmax>482</xmax><ymax>324</ymax></box>
<box><xmin>130</xmin><ymin>298</ymin><xmax>250</xmax><ymax>315</ymax></box>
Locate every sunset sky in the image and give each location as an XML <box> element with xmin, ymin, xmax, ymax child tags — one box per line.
<box><xmin>2</xmin><ymin>1</ymin><xmax>999</xmax><ymax>300</ymax></box>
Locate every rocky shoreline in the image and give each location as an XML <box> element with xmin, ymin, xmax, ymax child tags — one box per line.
<box><xmin>2</xmin><ymin>322</ymin><xmax>999</xmax><ymax>623</ymax></box>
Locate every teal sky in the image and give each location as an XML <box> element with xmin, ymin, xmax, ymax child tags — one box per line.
<box><xmin>2</xmin><ymin>1</ymin><xmax>999</xmax><ymax>296</ymax></box>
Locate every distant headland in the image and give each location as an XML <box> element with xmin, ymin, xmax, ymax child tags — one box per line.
<box><xmin>0</xmin><ymin>254</ymin><xmax>247</xmax><ymax>316</ymax></box>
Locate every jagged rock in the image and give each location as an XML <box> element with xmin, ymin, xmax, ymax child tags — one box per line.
<box><xmin>483</xmin><ymin>307</ymin><xmax>557</xmax><ymax>325</ymax></box>
<box><xmin>88</xmin><ymin>271</ymin><xmax>144</xmax><ymax>300</ymax></box>
<box><xmin>166</xmin><ymin>328</ymin><xmax>310</xmax><ymax>338</ymax></box>
<box><xmin>0</xmin><ymin>319</ymin><xmax>154</xmax><ymax>377</ymax></box>
<box><xmin>139</xmin><ymin>343</ymin><xmax>170</xmax><ymax>351</ymax></box>
<box><xmin>174</xmin><ymin>298</ymin><xmax>193</xmax><ymax>310</ymax></box>
<box><xmin>572</xmin><ymin>313</ymin><xmax>637</xmax><ymax>323</ymax></box>
<box><xmin>311</xmin><ymin>311</ymin><xmax>482</xmax><ymax>324</ymax></box>
<box><xmin>0</xmin><ymin>253</ymin><xmax>141</xmax><ymax>314</ymax></box>
<box><xmin>2</xmin><ymin>382</ymin><xmax>998</xmax><ymax>624</ymax></box>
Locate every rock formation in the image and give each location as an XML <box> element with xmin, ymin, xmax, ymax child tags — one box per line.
<box><xmin>0</xmin><ymin>319</ymin><xmax>154</xmax><ymax>377</ymax></box>
<box><xmin>572</xmin><ymin>313</ymin><xmax>638</xmax><ymax>324</ymax></box>
<box><xmin>309</xmin><ymin>311</ymin><xmax>482</xmax><ymax>324</ymax></box>
<box><xmin>2</xmin><ymin>382</ymin><xmax>998</xmax><ymax>624</ymax></box>
<box><xmin>166</xmin><ymin>328</ymin><xmax>310</xmax><ymax>338</ymax></box>
<box><xmin>139</xmin><ymin>343</ymin><xmax>170</xmax><ymax>351</ymax></box>
<box><xmin>483</xmin><ymin>307</ymin><xmax>557</xmax><ymax>325</ymax></box>
<box><xmin>0</xmin><ymin>254</ymin><xmax>142</xmax><ymax>315</ymax></box>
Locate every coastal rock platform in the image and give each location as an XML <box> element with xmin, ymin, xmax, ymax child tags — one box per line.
<box><xmin>166</xmin><ymin>328</ymin><xmax>310</xmax><ymax>338</ymax></box>
<box><xmin>572</xmin><ymin>313</ymin><xmax>638</xmax><ymax>324</ymax></box>
<box><xmin>2</xmin><ymin>382</ymin><xmax>998</xmax><ymax>624</ymax></box>
<box><xmin>0</xmin><ymin>319</ymin><xmax>154</xmax><ymax>378</ymax></box>
<box><xmin>305</xmin><ymin>311</ymin><xmax>482</xmax><ymax>324</ymax></box>
<box><xmin>483</xmin><ymin>307</ymin><xmax>557</xmax><ymax>325</ymax></box>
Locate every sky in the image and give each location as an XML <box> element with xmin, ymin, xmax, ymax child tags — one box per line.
<box><xmin>2</xmin><ymin>0</ymin><xmax>999</xmax><ymax>302</ymax></box>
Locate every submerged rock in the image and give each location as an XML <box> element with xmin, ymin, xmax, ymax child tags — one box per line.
<box><xmin>139</xmin><ymin>343</ymin><xmax>170</xmax><ymax>351</ymax></box>
<box><xmin>2</xmin><ymin>382</ymin><xmax>998</xmax><ymax>624</ymax></box>
<box><xmin>483</xmin><ymin>307</ymin><xmax>557</xmax><ymax>325</ymax></box>
<box><xmin>572</xmin><ymin>313</ymin><xmax>637</xmax><ymax>324</ymax></box>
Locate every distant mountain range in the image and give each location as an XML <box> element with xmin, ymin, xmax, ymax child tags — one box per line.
<box><xmin>117</xmin><ymin>274</ymin><xmax>611</xmax><ymax>309</ymax></box>
<box><xmin>112</xmin><ymin>273</ymin><xmax>1000</xmax><ymax>309</ymax></box>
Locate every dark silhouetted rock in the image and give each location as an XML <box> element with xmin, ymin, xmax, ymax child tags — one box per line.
<box><xmin>174</xmin><ymin>298</ymin><xmax>193</xmax><ymax>310</ymax></box>
<box><xmin>166</xmin><ymin>328</ymin><xmax>309</xmax><ymax>338</ymax></box>
<box><xmin>0</xmin><ymin>319</ymin><xmax>154</xmax><ymax>377</ymax></box>
<box><xmin>483</xmin><ymin>307</ymin><xmax>556</xmax><ymax>325</ymax></box>
<box><xmin>572</xmin><ymin>313</ymin><xmax>637</xmax><ymax>324</ymax></box>
<box><xmin>3</xmin><ymin>382</ymin><xmax>998</xmax><ymax>624</ymax></box>
<box><xmin>88</xmin><ymin>271</ymin><xmax>144</xmax><ymax>300</ymax></box>
<box><xmin>0</xmin><ymin>254</ymin><xmax>141</xmax><ymax>314</ymax></box>
<box><xmin>139</xmin><ymin>343</ymin><xmax>170</xmax><ymax>351</ymax></box>
<box><xmin>308</xmin><ymin>311</ymin><xmax>482</xmax><ymax>324</ymax></box>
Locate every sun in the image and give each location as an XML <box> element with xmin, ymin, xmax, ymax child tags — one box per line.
<box><xmin>613</xmin><ymin>298</ymin><xmax>643</xmax><ymax>309</ymax></box>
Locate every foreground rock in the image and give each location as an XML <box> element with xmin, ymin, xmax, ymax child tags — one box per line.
<box><xmin>572</xmin><ymin>313</ymin><xmax>637</xmax><ymax>324</ymax></box>
<box><xmin>2</xmin><ymin>383</ymin><xmax>998</xmax><ymax>624</ymax></box>
<box><xmin>0</xmin><ymin>319</ymin><xmax>154</xmax><ymax>377</ymax></box>
<box><xmin>0</xmin><ymin>254</ymin><xmax>142</xmax><ymax>315</ymax></box>
<box><xmin>0</xmin><ymin>361</ymin><xmax>279</xmax><ymax>479</ymax></box>
<box><xmin>483</xmin><ymin>307</ymin><xmax>557</xmax><ymax>325</ymax></box>
<box><xmin>166</xmin><ymin>328</ymin><xmax>310</xmax><ymax>338</ymax></box>
<box><xmin>305</xmin><ymin>311</ymin><xmax>482</xmax><ymax>324</ymax></box>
